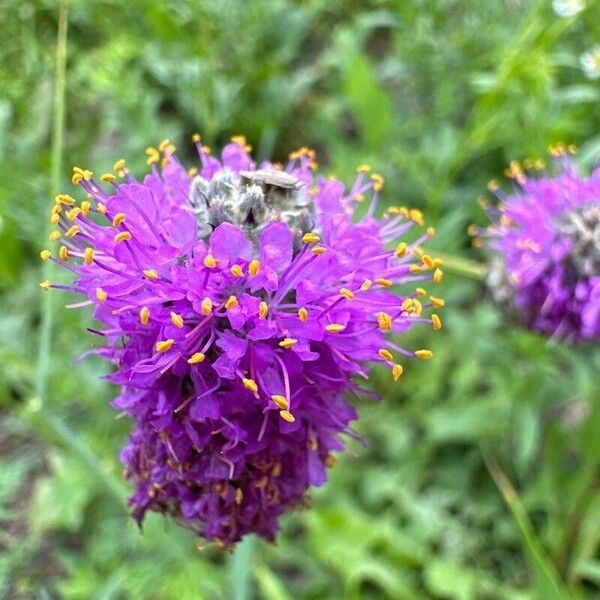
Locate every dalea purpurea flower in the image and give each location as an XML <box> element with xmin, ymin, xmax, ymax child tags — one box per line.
<box><xmin>474</xmin><ymin>144</ymin><xmax>600</xmax><ymax>342</ymax></box>
<box><xmin>41</xmin><ymin>135</ymin><xmax>444</xmax><ymax>547</ymax></box>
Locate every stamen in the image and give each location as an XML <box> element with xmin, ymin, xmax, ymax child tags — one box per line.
<box><xmin>113</xmin><ymin>159</ymin><xmax>126</xmax><ymax>172</ymax></box>
<box><xmin>377</xmin><ymin>312</ymin><xmax>392</xmax><ymax>332</ymax></box>
<box><xmin>432</xmin><ymin>314</ymin><xmax>442</xmax><ymax>330</ymax></box>
<box><xmin>378</xmin><ymin>349</ymin><xmax>393</xmax><ymax>361</ymax></box>
<box><xmin>242</xmin><ymin>378</ymin><xmax>258</xmax><ymax>393</ymax></box>
<box><xmin>279</xmin><ymin>410</ymin><xmax>295</xmax><ymax>423</ymax></box>
<box><xmin>80</xmin><ymin>201</ymin><xmax>91</xmax><ymax>217</ymax></box>
<box><xmin>415</xmin><ymin>349</ymin><xmax>433</xmax><ymax>359</ymax></box>
<box><xmin>156</xmin><ymin>339</ymin><xmax>174</xmax><ymax>353</ymax></box>
<box><xmin>271</xmin><ymin>395</ymin><xmax>289</xmax><ymax>410</ymax></box>
<box><xmin>360</xmin><ymin>279</ymin><xmax>372</xmax><ymax>291</ymax></box>
<box><xmin>83</xmin><ymin>247</ymin><xmax>94</xmax><ymax>265</ymax></box>
<box><xmin>139</xmin><ymin>306</ymin><xmax>150</xmax><ymax>326</ymax></box>
<box><xmin>339</xmin><ymin>288</ymin><xmax>354</xmax><ymax>300</ymax></box>
<box><xmin>59</xmin><ymin>246</ymin><xmax>69</xmax><ymax>262</ymax></box>
<box><xmin>433</xmin><ymin>268</ymin><xmax>443</xmax><ymax>284</ymax></box>
<box><xmin>66</xmin><ymin>207</ymin><xmax>81</xmax><ymax>220</ymax></box>
<box><xmin>259</xmin><ymin>301</ymin><xmax>268</xmax><ymax>319</ymax></box>
<box><xmin>225</xmin><ymin>295</ymin><xmax>238</xmax><ymax>310</ymax></box>
<box><xmin>100</xmin><ymin>173</ymin><xmax>116</xmax><ymax>183</ymax></box>
<box><xmin>416</xmin><ymin>287</ymin><xmax>426</xmax><ymax>297</ymax></box>
<box><xmin>40</xmin><ymin>250</ymin><xmax>51</xmax><ymax>261</ymax></box>
<box><xmin>97</xmin><ymin>203</ymin><xmax>107</xmax><ymax>215</ymax></box>
<box><xmin>143</xmin><ymin>269</ymin><xmax>159</xmax><ymax>280</ymax></box>
<box><xmin>311</xmin><ymin>246</ymin><xmax>327</xmax><ymax>255</ymax></box>
<box><xmin>230</xmin><ymin>264</ymin><xmax>244</xmax><ymax>277</ymax></box>
<box><xmin>248</xmin><ymin>259</ymin><xmax>260</xmax><ymax>276</ymax></box>
<box><xmin>66</xmin><ymin>225</ymin><xmax>80</xmax><ymax>238</ymax></box>
<box><xmin>49</xmin><ymin>231</ymin><xmax>61</xmax><ymax>241</ymax></box>
<box><xmin>170</xmin><ymin>312</ymin><xmax>184</xmax><ymax>328</ymax></box>
<box><xmin>302</xmin><ymin>232</ymin><xmax>320</xmax><ymax>244</ymax></box>
<box><xmin>325</xmin><ymin>324</ymin><xmax>345</xmax><ymax>333</ymax></box>
<box><xmin>392</xmin><ymin>364</ymin><xmax>404</xmax><ymax>380</ymax></box>
<box><xmin>279</xmin><ymin>338</ymin><xmax>297</xmax><ymax>349</ymax></box>
<box><xmin>112</xmin><ymin>213</ymin><xmax>127</xmax><ymax>227</ymax></box>
<box><xmin>375</xmin><ymin>278</ymin><xmax>392</xmax><ymax>288</ymax></box>
<box><xmin>39</xmin><ymin>280</ymin><xmax>51</xmax><ymax>291</ymax></box>
<box><xmin>201</xmin><ymin>298</ymin><xmax>212</xmax><ymax>316</ymax></box>
<box><xmin>204</xmin><ymin>254</ymin><xmax>219</xmax><ymax>268</ymax></box>
<box><xmin>430</xmin><ymin>296</ymin><xmax>445</xmax><ymax>308</ymax></box>
<box><xmin>187</xmin><ymin>352</ymin><xmax>205</xmax><ymax>364</ymax></box>
<box><xmin>298</xmin><ymin>307</ymin><xmax>308</xmax><ymax>322</ymax></box>
<box><xmin>114</xmin><ymin>231</ymin><xmax>132</xmax><ymax>243</ymax></box>
<box><xmin>96</xmin><ymin>287</ymin><xmax>107</xmax><ymax>302</ymax></box>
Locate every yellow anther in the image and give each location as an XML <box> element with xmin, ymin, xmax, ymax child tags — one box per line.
<box><xmin>95</xmin><ymin>287</ymin><xmax>107</xmax><ymax>302</ymax></box>
<box><xmin>201</xmin><ymin>297</ymin><xmax>212</xmax><ymax>316</ymax></box>
<box><xmin>192</xmin><ymin>133</ymin><xmax>201</xmax><ymax>143</ymax></box>
<box><xmin>235</xmin><ymin>488</ymin><xmax>243</xmax><ymax>505</ymax></box>
<box><xmin>145</xmin><ymin>146</ymin><xmax>159</xmax><ymax>164</ymax></box>
<box><xmin>272</xmin><ymin>462</ymin><xmax>283</xmax><ymax>477</ymax></box>
<box><xmin>376</xmin><ymin>278</ymin><xmax>393</xmax><ymax>288</ymax></box>
<box><xmin>409</xmin><ymin>209</ymin><xmax>424</xmax><ymax>226</ymax></box>
<box><xmin>158</xmin><ymin>138</ymin><xmax>171</xmax><ymax>152</ymax></box>
<box><xmin>298</xmin><ymin>307</ymin><xmax>308</xmax><ymax>322</ymax></box>
<box><xmin>401</xmin><ymin>298</ymin><xmax>413</xmax><ymax>312</ymax></box>
<box><xmin>72</xmin><ymin>172</ymin><xmax>83</xmax><ymax>185</ymax></box>
<box><xmin>278</xmin><ymin>338</ymin><xmax>297</xmax><ymax>350</ymax></box>
<box><xmin>83</xmin><ymin>246</ymin><xmax>94</xmax><ymax>265</ymax></box>
<box><xmin>225</xmin><ymin>295</ymin><xmax>238</xmax><ymax>310</ymax></box>
<box><xmin>66</xmin><ymin>225</ymin><xmax>80</xmax><ymax>238</ymax></box>
<box><xmin>325</xmin><ymin>323</ymin><xmax>345</xmax><ymax>333</ymax></box>
<box><xmin>377</xmin><ymin>312</ymin><xmax>392</xmax><ymax>332</ymax></box>
<box><xmin>378</xmin><ymin>349</ymin><xmax>393</xmax><ymax>361</ymax></box>
<box><xmin>39</xmin><ymin>280</ymin><xmax>51</xmax><ymax>291</ymax></box>
<box><xmin>394</xmin><ymin>242</ymin><xmax>408</xmax><ymax>258</ymax></box>
<box><xmin>259</xmin><ymin>301</ymin><xmax>268</xmax><ymax>319</ymax></box>
<box><xmin>49</xmin><ymin>231</ymin><xmax>61</xmax><ymax>241</ymax></box>
<box><xmin>59</xmin><ymin>246</ymin><xmax>69</xmax><ymax>262</ymax></box>
<box><xmin>113</xmin><ymin>159</ymin><xmax>126</xmax><ymax>172</ymax></box>
<box><xmin>432</xmin><ymin>314</ymin><xmax>442</xmax><ymax>330</ymax></box>
<box><xmin>271</xmin><ymin>395</ymin><xmax>289</xmax><ymax>410</ymax></box>
<box><xmin>96</xmin><ymin>202</ymin><xmax>107</xmax><ymax>215</ymax></box>
<box><xmin>231</xmin><ymin>135</ymin><xmax>247</xmax><ymax>146</ymax></box>
<box><xmin>415</xmin><ymin>349</ymin><xmax>433</xmax><ymax>360</ymax></box>
<box><xmin>66</xmin><ymin>207</ymin><xmax>81</xmax><ymax>221</ymax></box>
<box><xmin>100</xmin><ymin>173</ymin><xmax>116</xmax><ymax>183</ymax></box>
<box><xmin>416</xmin><ymin>287</ymin><xmax>426</xmax><ymax>297</ymax></box>
<box><xmin>50</xmin><ymin>213</ymin><xmax>60</xmax><ymax>225</ymax></box>
<box><xmin>188</xmin><ymin>167</ymin><xmax>198</xmax><ymax>177</ymax></box>
<box><xmin>40</xmin><ymin>249</ymin><xmax>51</xmax><ymax>261</ymax></box>
<box><xmin>242</xmin><ymin>378</ymin><xmax>258</xmax><ymax>393</ymax></box>
<box><xmin>302</xmin><ymin>232</ymin><xmax>320</xmax><ymax>244</ymax></box>
<box><xmin>201</xmin><ymin>145</ymin><xmax>211</xmax><ymax>154</ymax></box>
<box><xmin>55</xmin><ymin>193</ymin><xmax>75</xmax><ymax>205</ymax></box>
<box><xmin>356</xmin><ymin>164</ymin><xmax>371</xmax><ymax>173</ymax></box>
<box><xmin>409</xmin><ymin>264</ymin><xmax>422</xmax><ymax>273</ymax></box>
<box><xmin>487</xmin><ymin>179</ymin><xmax>499</xmax><ymax>191</ymax></box>
<box><xmin>83</xmin><ymin>169</ymin><xmax>93</xmax><ymax>181</ymax></box>
<box><xmin>427</xmin><ymin>227</ymin><xmax>436</xmax><ymax>236</ymax></box>
<box><xmin>72</xmin><ymin>166</ymin><xmax>85</xmax><ymax>176</ymax></box>
<box><xmin>360</xmin><ymin>279</ymin><xmax>372</xmax><ymax>291</ymax></box>
<box><xmin>112</xmin><ymin>212</ymin><xmax>126</xmax><ymax>227</ymax></box>
<box><xmin>80</xmin><ymin>201</ymin><xmax>91</xmax><ymax>217</ymax></box>
<box><xmin>114</xmin><ymin>231</ymin><xmax>132</xmax><ymax>243</ymax></box>
<box><xmin>355</xmin><ymin>193</ymin><xmax>365</xmax><ymax>202</ymax></box>
<box><xmin>432</xmin><ymin>258</ymin><xmax>443</xmax><ymax>268</ymax></box>
<box><xmin>430</xmin><ymin>295</ymin><xmax>445</xmax><ymax>308</ymax></box>
<box><xmin>139</xmin><ymin>306</ymin><xmax>150</xmax><ymax>326</ymax></box>
<box><xmin>155</xmin><ymin>339</ymin><xmax>174</xmax><ymax>353</ymax></box>
<box><xmin>339</xmin><ymin>287</ymin><xmax>355</xmax><ymax>300</ymax></box>
<box><xmin>143</xmin><ymin>269</ymin><xmax>159</xmax><ymax>280</ymax></box>
<box><xmin>370</xmin><ymin>173</ymin><xmax>384</xmax><ymax>191</ymax></box>
<box><xmin>392</xmin><ymin>364</ymin><xmax>404</xmax><ymax>380</ymax></box>
<box><xmin>311</xmin><ymin>246</ymin><xmax>327</xmax><ymax>255</ymax></box>
<box><xmin>433</xmin><ymin>268</ymin><xmax>443</xmax><ymax>284</ymax></box>
<box><xmin>230</xmin><ymin>264</ymin><xmax>244</xmax><ymax>277</ymax></box>
<box><xmin>203</xmin><ymin>254</ymin><xmax>219</xmax><ymax>268</ymax></box>
<box><xmin>164</xmin><ymin>143</ymin><xmax>176</xmax><ymax>155</ymax></box>
<box><xmin>248</xmin><ymin>259</ymin><xmax>260</xmax><ymax>276</ymax></box>
<box><xmin>279</xmin><ymin>410</ymin><xmax>295</xmax><ymax>423</ymax></box>
<box><xmin>170</xmin><ymin>311</ymin><xmax>184</xmax><ymax>328</ymax></box>
<box><xmin>51</xmin><ymin>204</ymin><xmax>62</xmax><ymax>215</ymax></box>
<box><xmin>422</xmin><ymin>254</ymin><xmax>434</xmax><ymax>269</ymax></box>
<box><xmin>187</xmin><ymin>352</ymin><xmax>205</xmax><ymax>364</ymax></box>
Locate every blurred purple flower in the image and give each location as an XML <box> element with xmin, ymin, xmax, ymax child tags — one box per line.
<box><xmin>42</xmin><ymin>136</ymin><xmax>443</xmax><ymax>547</ymax></box>
<box><xmin>479</xmin><ymin>146</ymin><xmax>600</xmax><ymax>342</ymax></box>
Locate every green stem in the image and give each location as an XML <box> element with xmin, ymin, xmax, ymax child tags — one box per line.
<box><xmin>435</xmin><ymin>252</ymin><xmax>487</xmax><ymax>281</ymax></box>
<box><xmin>229</xmin><ymin>535</ymin><xmax>256</xmax><ymax>600</ymax></box>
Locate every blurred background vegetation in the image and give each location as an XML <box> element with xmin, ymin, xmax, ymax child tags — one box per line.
<box><xmin>1</xmin><ymin>0</ymin><xmax>600</xmax><ymax>598</ymax></box>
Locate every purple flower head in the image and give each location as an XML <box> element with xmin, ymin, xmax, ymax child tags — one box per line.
<box><xmin>42</xmin><ymin>135</ymin><xmax>443</xmax><ymax>547</ymax></box>
<box><xmin>479</xmin><ymin>146</ymin><xmax>600</xmax><ymax>342</ymax></box>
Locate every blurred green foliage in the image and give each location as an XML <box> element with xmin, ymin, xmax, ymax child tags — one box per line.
<box><xmin>1</xmin><ymin>0</ymin><xmax>600</xmax><ymax>598</ymax></box>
